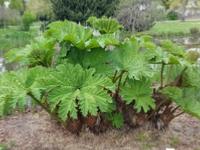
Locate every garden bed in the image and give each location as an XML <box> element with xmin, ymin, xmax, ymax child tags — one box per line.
<box><xmin>0</xmin><ymin>111</ymin><xmax>199</xmax><ymax>150</ymax></box>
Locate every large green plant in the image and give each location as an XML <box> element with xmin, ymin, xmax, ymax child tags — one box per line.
<box><xmin>1</xmin><ymin>17</ymin><xmax>200</xmax><ymax>134</ymax></box>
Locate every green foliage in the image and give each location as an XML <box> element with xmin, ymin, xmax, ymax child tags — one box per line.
<box><xmin>5</xmin><ymin>37</ymin><xmax>54</xmax><ymax>67</ymax></box>
<box><xmin>1</xmin><ymin>17</ymin><xmax>200</xmax><ymax>131</ymax></box>
<box><xmin>21</xmin><ymin>11</ymin><xmax>36</xmax><ymax>31</ymax></box>
<box><xmin>50</xmin><ymin>0</ymin><xmax>119</xmax><ymax>23</ymax></box>
<box><xmin>0</xmin><ymin>27</ymin><xmax>35</xmax><ymax>52</ymax></box>
<box><xmin>27</xmin><ymin>38</ymin><xmax>55</xmax><ymax>67</ymax></box>
<box><xmin>146</xmin><ymin>21</ymin><xmax>200</xmax><ymax>36</ymax></box>
<box><xmin>162</xmin><ymin>86</ymin><xmax>200</xmax><ymax>119</ymax></box>
<box><xmin>167</xmin><ymin>11</ymin><xmax>179</xmax><ymax>20</ymax></box>
<box><xmin>46</xmin><ymin>20</ymin><xmax>93</xmax><ymax>48</ymax></box>
<box><xmin>37</xmin><ymin>63</ymin><xmax>114</xmax><ymax>121</ymax></box>
<box><xmin>0</xmin><ymin>144</ymin><xmax>8</xmax><ymax>150</ymax></box>
<box><xmin>190</xmin><ymin>27</ymin><xmax>200</xmax><ymax>35</ymax></box>
<box><xmin>106</xmin><ymin>112</ymin><xmax>124</xmax><ymax>128</ymax></box>
<box><xmin>87</xmin><ymin>16</ymin><xmax>123</xmax><ymax>34</ymax></box>
<box><xmin>121</xmin><ymin>79</ymin><xmax>155</xmax><ymax>113</ymax></box>
<box><xmin>0</xmin><ymin>67</ymin><xmax>47</xmax><ymax>116</ymax></box>
<box><xmin>109</xmin><ymin>37</ymin><xmax>153</xmax><ymax>79</ymax></box>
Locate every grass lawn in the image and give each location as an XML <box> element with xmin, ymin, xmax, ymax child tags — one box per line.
<box><xmin>146</xmin><ymin>20</ymin><xmax>200</xmax><ymax>36</ymax></box>
<box><xmin>0</xmin><ymin>23</ymin><xmax>40</xmax><ymax>52</ymax></box>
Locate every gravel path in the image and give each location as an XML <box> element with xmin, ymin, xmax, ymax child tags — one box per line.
<box><xmin>0</xmin><ymin>111</ymin><xmax>200</xmax><ymax>150</ymax></box>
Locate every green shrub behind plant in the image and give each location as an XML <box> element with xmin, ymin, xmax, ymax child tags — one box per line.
<box><xmin>190</xmin><ymin>27</ymin><xmax>200</xmax><ymax>35</ymax></box>
<box><xmin>21</xmin><ymin>12</ymin><xmax>36</xmax><ymax>31</ymax></box>
<box><xmin>167</xmin><ymin>11</ymin><xmax>179</xmax><ymax>20</ymax></box>
<box><xmin>50</xmin><ymin>0</ymin><xmax>119</xmax><ymax>23</ymax></box>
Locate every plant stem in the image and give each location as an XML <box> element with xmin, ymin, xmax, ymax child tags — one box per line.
<box><xmin>174</xmin><ymin>112</ymin><xmax>184</xmax><ymax>118</ymax></box>
<box><xmin>147</xmin><ymin>99</ymin><xmax>167</xmax><ymax>119</ymax></box>
<box><xmin>172</xmin><ymin>106</ymin><xmax>180</xmax><ymax>113</ymax></box>
<box><xmin>27</xmin><ymin>92</ymin><xmax>64</xmax><ymax>124</ymax></box>
<box><xmin>112</xmin><ymin>70</ymin><xmax>118</xmax><ymax>82</ymax></box>
<box><xmin>160</xmin><ymin>62</ymin><xmax>165</xmax><ymax>88</ymax></box>
<box><xmin>123</xmin><ymin>75</ymin><xmax>128</xmax><ymax>86</ymax></box>
<box><xmin>28</xmin><ymin>92</ymin><xmax>51</xmax><ymax>114</ymax></box>
<box><xmin>181</xmin><ymin>67</ymin><xmax>188</xmax><ymax>75</ymax></box>
<box><xmin>117</xmin><ymin>70</ymin><xmax>126</xmax><ymax>90</ymax></box>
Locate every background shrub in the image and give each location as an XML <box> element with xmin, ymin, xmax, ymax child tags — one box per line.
<box><xmin>50</xmin><ymin>0</ymin><xmax>119</xmax><ymax>23</ymax></box>
<box><xmin>190</xmin><ymin>27</ymin><xmax>200</xmax><ymax>35</ymax></box>
<box><xmin>167</xmin><ymin>10</ymin><xmax>179</xmax><ymax>20</ymax></box>
<box><xmin>21</xmin><ymin>11</ymin><xmax>36</xmax><ymax>31</ymax></box>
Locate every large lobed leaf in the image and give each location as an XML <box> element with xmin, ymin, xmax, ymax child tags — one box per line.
<box><xmin>5</xmin><ymin>37</ymin><xmax>55</xmax><ymax>67</ymax></box>
<box><xmin>121</xmin><ymin>79</ymin><xmax>155</xmax><ymax>113</ymax></box>
<box><xmin>109</xmin><ymin>37</ymin><xmax>154</xmax><ymax>80</ymax></box>
<box><xmin>45</xmin><ymin>21</ymin><xmax>93</xmax><ymax>49</ymax></box>
<box><xmin>45</xmin><ymin>20</ymin><xmax>120</xmax><ymax>50</ymax></box>
<box><xmin>162</xmin><ymin>86</ymin><xmax>200</xmax><ymax>119</ymax></box>
<box><xmin>0</xmin><ymin>67</ymin><xmax>48</xmax><ymax>116</ymax></box>
<box><xmin>87</xmin><ymin>16</ymin><xmax>123</xmax><ymax>34</ymax></box>
<box><xmin>38</xmin><ymin>63</ymin><xmax>114</xmax><ymax>121</ymax></box>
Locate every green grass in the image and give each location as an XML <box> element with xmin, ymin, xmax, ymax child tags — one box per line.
<box><xmin>145</xmin><ymin>20</ymin><xmax>200</xmax><ymax>36</ymax></box>
<box><xmin>0</xmin><ymin>24</ymin><xmax>40</xmax><ymax>52</ymax></box>
<box><xmin>0</xmin><ymin>144</ymin><xmax>8</xmax><ymax>150</ymax></box>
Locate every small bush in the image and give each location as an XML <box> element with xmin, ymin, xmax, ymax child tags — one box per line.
<box><xmin>167</xmin><ymin>11</ymin><xmax>179</xmax><ymax>20</ymax></box>
<box><xmin>21</xmin><ymin>11</ymin><xmax>36</xmax><ymax>31</ymax></box>
<box><xmin>190</xmin><ymin>27</ymin><xmax>200</xmax><ymax>35</ymax></box>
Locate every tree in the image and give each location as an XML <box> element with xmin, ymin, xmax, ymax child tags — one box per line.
<box><xmin>116</xmin><ymin>0</ymin><xmax>164</xmax><ymax>32</ymax></box>
<box><xmin>50</xmin><ymin>0</ymin><xmax>119</xmax><ymax>22</ymax></box>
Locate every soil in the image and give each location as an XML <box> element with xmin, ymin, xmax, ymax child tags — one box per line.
<box><xmin>0</xmin><ymin>111</ymin><xmax>200</xmax><ymax>150</ymax></box>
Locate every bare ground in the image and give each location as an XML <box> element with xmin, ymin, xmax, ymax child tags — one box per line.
<box><xmin>0</xmin><ymin>111</ymin><xmax>200</xmax><ymax>150</ymax></box>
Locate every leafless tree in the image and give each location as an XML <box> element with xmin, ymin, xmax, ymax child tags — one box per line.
<box><xmin>116</xmin><ymin>0</ymin><xmax>164</xmax><ymax>32</ymax></box>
